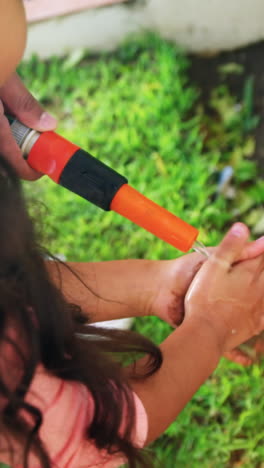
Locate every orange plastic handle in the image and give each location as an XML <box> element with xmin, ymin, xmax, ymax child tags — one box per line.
<box><xmin>111</xmin><ymin>184</ymin><xmax>198</xmax><ymax>252</ymax></box>
<box><xmin>28</xmin><ymin>132</ymin><xmax>80</xmax><ymax>183</ymax></box>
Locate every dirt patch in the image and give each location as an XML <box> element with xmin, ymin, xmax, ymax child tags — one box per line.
<box><xmin>189</xmin><ymin>40</ymin><xmax>264</xmax><ymax>174</ymax></box>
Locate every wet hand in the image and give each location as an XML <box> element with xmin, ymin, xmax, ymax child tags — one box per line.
<box><xmin>185</xmin><ymin>223</ymin><xmax>264</xmax><ymax>353</ymax></box>
<box><xmin>150</xmin><ymin>234</ymin><xmax>264</xmax><ymax>328</ymax></box>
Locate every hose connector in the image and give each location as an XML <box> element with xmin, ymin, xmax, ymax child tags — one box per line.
<box><xmin>9</xmin><ymin>117</ymin><xmax>40</xmax><ymax>158</ymax></box>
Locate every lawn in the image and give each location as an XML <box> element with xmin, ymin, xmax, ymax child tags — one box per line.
<box><xmin>18</xmin><ymin>34</ymin><xmax>264</xmax><ymax>467</ymax></box>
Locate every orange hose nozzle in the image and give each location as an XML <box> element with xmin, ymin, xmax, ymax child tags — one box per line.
<box><xmin>110</xmin><ymin>184</ymin><xmax>198</xmax><ymax>252</ymax></box>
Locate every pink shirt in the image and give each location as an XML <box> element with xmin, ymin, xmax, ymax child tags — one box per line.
<box><xmin>0</xmin><ymin>365</ymin><xmax>148</xmax><ymax>467</ymax></box>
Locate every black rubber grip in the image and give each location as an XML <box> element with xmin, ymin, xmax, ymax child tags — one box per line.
<box><xmin>59</xmin><ymin>149</ymin><xmax>128</xmax><ymax>211</ymax></box>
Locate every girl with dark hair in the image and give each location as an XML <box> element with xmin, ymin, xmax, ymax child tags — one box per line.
<box><xmin>1</xmin><ymin>2</ymin><xmax>264</xmax><ymax>467</ymax></box>
<box><xmin>1</xmin><ymin>154</ymin><xmax>264</xmax><ymax>468</ymax></box>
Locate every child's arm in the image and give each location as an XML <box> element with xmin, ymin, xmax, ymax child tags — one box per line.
<box><xmin>132</xmin><ymin>316</ymin><xmax>220</xmax><ymax>444</ymax></box>
<box><xmin>46</xmin><ymin>234</ymin><xmax>264</xmax><ymax>325</ymax></box>
<box><xmin>130</xmin><ymin>223</ymin><xmax>264</xmax><ymax>444</ymax></box>
<box><xmin>46</xmin><ymin>258</ymin><xmax>192</xmax><ymax>325</ymax></box>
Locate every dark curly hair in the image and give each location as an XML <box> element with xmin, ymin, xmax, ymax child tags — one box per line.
<box><xmin>0</xmin><ymin>156</ymin><xmax>162</xmax><ymax>467</ymax></box>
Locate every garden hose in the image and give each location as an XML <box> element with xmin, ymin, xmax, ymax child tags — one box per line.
<box><xmin>7</xmin><ymin>115</ymin><xmax>199</xmax><ymax>253</ymax></box>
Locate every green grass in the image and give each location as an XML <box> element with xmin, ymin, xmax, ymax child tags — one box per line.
<box><xmin>19</xmin><ymin>34</ymin><xmax>264</xmax><ymax>467</ymax></box>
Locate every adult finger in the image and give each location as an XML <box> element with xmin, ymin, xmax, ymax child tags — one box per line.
<box><xmin>0</xmin><ymin>72</ymin><xmax>57</xmax><ymax>131</ymax></box>
<box><xmin>0</xmin><ymin>107</ymin><xmax>41</xmax><ymax>180</ymax></box>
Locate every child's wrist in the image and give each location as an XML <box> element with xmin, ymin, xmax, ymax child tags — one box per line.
<box><xmin>144</xmin><ymin>260</ymin><xmax>178</xmax><ymax>318</ymax></box>
<box><xmin>185</xmin><ymin>314</ymin><xmax>227</xmax><ymax>357</ymax></box>
<box><xmin>132</xmin><ymin>260</ymin><xmax>165</xmax><ymax>318</ymax></box>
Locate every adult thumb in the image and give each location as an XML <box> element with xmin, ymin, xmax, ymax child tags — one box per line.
<box><xmin>0</xmin><ymin>72</ymin><xmax>57</xmax><ymax>132</ymax></box>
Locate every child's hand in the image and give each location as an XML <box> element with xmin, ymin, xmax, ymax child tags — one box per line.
<box><xmin>150</xmin><ymin>235</ymin><xmax>264</xmax><ymax>328</ymax></box>
<box><xmin>0</xmin><ymin>72</ymin><xmax>57</xmax><ymax>180</ymax></box>
<box><xmin>185</xmin><ymin>223</ymin><xmax>264</xmax><ymax>353</ymax></box>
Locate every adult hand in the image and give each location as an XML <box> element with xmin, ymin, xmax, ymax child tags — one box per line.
<box><xmin>0</xmin><ymin>72</ymin><xmax>57</xmax><ymax>180</ymax></box>
<box><xmin>185</xmin><ymin>223</ymin><xmax>264</xmax><ymax>354</ymax></box>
